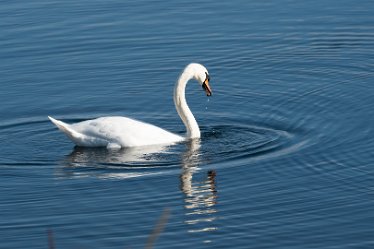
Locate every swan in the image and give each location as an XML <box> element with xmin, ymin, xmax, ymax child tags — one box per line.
<box><xmin>48</xmin><ymin>63</ymin><xmax>212</xmax><ymax>149</ymax></box>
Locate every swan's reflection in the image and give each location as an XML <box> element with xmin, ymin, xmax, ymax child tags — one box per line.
<box><xmin>59</xmin><ymin>144</ymin><xmax>173</xmax><ymax>179</ymax></box>
<box><xmin>59</xmin><ymin>140</ymin><xmax>219</xmax><ymax>237</ymax></box>
<box><xmin>66</xmin><ymin>144</ymin><xmax>171</xmax><ymax>164</ymax></box>
<box><xmin>180</xmin><ymin>139</ymin><xmax>218</xmax><ymax>235</ymax></box>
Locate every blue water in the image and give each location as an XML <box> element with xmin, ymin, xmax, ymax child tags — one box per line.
<box><xmin>1</xmin><ymin>0</ymin><xmax>374</xmax><ymax>248</ymax></box>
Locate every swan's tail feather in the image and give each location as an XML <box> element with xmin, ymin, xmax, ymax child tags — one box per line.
<box><xmin>48</xmin><ymin>116</ymin><xmax>83</xmax><ymax>141</ymax></box>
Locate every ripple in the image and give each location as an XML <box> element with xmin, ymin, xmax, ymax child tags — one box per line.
<box><xmin>45</xmin><ymin>118</ymin><xmax>306</xmax><ymax>180</ymax></box>
<box><xmin>0</xmin><ymin>117</ymin><xmax>58</xmax><ymax>167</ymax></box>
<box><xmin>0</xmin><ymin>115</ymin><xmax>306</xmax><ymax>177</ymax></box>
<box><xmin>201</xmin><ymin>122</ymin><xmax>305</xmax><ymax>167</ymax></box>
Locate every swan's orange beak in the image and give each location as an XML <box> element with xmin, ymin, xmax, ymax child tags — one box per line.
<box><xmin>202</xmin><ymin>79</ymin><xmax>212</xmax><ymax>96</ymax></box>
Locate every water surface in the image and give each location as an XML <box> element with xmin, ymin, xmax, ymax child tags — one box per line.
<box><xmin>1</xmin><ymin>0</ymin><xmax>374</xmax><ymax>248</ymax></box>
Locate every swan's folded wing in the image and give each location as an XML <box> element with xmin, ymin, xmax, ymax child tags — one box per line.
<box><xmin>49</xmin><ymin>116</ymin><xmax>184</xmax><ymax>148</ymax></box>
<box><xmin>48</xmin><ymin>116</ymin><xmax>108</xmax><ymax>147</ymax></box>
<box><xmin>72</xmin><ymin>117</ymin><xmax>184</xmax><ymax>147</ymax></box>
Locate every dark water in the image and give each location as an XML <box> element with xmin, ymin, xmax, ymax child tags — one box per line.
<box><xmin>1</xmin><ymin>0</ymin><xmax>374</xmax><ymax>248</ymax></box>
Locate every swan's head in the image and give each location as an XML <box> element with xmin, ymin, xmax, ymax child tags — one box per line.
<box><xmin>186</xmin><ymin>63</ymin><xmax>212</xmax><ymax>96</ymax></box>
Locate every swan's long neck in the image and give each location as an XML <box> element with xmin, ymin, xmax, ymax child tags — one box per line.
<box><xmin>174</xmin><ymin>70</ymin><xmax>200</xmax><ymax>139</ymax></box>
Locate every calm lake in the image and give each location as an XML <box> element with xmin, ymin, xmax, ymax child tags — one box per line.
<box><xmin>1</xmin><ymin>0</ymin><xmax>374</xmax><ymax>248</ymax></box>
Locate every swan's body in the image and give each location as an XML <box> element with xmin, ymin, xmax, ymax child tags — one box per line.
<box><xmin>49</xmin><ymin>63</ymin><xmax>212</xmax><ymax>149</ymax></box>
<box><xmin>48</xmin><ymin>116</ymin><xmax>184</xmax><ymax>149</ymax></box>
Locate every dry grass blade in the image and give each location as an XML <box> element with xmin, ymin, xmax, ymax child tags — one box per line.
<box><xmin>145</xmin><ymin>208</ymin><xmax>171</xmax><ymax>249</ymax></box>
<box><xmin>47</xmin><ymin>229</ymin><xmax>55</xmax><ymax>249</ymax></box>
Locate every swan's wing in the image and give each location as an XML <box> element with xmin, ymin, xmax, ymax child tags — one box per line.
<box><xmin>48</xmin><ymin>116</ymin><xmax>82</xmax><ymax>140</ymax></box>
<box><xmin>50</xmin><ymin>116</ymin><xmax>184</xmax><ymax>147</ymax></box>
<box><xmin>48</xmin><ymin>116</ymin><xmax>108</xmax><ymax>147</ymax></box>
<box><xmin>71</xmin><ymin>116</ymin><xmax>184</xmax><ymax>147</ymax></box>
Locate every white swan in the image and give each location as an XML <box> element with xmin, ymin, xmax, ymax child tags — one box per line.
<box><xmin>48</xmin><ymin>63</ymin><xmax>212</xmax><ymax>149</ymax></box>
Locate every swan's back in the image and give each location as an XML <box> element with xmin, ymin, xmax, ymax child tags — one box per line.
<box><xmin>49</xmin><ymin>116</ymin><xmax>184</xmax><ymax>148</ymax></box>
